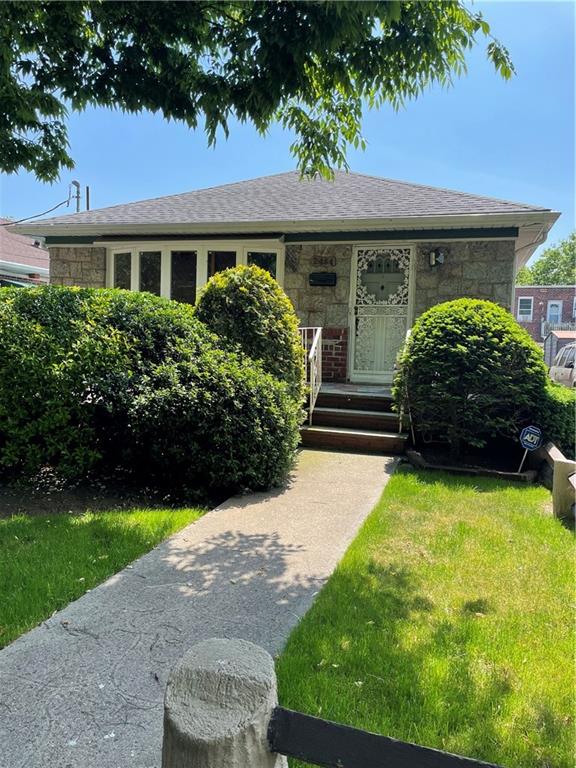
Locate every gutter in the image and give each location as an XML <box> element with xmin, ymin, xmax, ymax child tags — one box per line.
<box><xmin>11</xmin><ymin>210</ymin><xmax>561</xmax><ymax>240</ymax></box>
<box><xmin>0</xmin><ymin>260</ymin><xmax>49</xmax><ymax>278</ymax></box>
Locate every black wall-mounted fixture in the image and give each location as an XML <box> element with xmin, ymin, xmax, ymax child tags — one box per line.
<box><xmin>309</xmin><ymin>272</ymin><xmax>337</xmax><ymax>287</ymax></box>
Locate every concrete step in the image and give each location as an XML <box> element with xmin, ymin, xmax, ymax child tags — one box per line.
<box><xmin>315</xmin><ymin>391</ymin><xmax>393</xmax><ymax>412</ymax></box>
<box><xmin>300</xmin><ymin>425</ymin><xmax>407</xmax><ymax>454</ymax></box>
<box><xmin>312</xmin><ymin>407</ymin><xmax>400</xmax><ymax>432</ymax></box>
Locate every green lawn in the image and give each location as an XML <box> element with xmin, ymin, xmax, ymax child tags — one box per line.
<box><xmin>276</xmin><ymin>468</ymin><xmax>573</xmax><ymax>768</ymax></box>
<box><xmin>0</xmin><ymin>506</ymin><xmax>203</xmax><ymax>648</ymax></box>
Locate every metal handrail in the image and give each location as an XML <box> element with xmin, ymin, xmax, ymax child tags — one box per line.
<box><xmin>299</xmin><ymin>327</ymin><xmax>322</xmax><ymax>425</ymax></box>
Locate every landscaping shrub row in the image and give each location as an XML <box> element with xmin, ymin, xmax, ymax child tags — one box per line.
<box><xmin>0</xmin><ymin>271</ymin><xmax>304</xmax><ymax>496</ymax></box>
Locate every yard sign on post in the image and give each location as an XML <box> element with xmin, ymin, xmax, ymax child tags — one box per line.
<box><xmin>518</xmin><ymin>425</ymin><xmax>543</xmax><ymax>473</ymax></box>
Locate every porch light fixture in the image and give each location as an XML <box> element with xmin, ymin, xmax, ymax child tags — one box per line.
<box><xmin>428</xmin><ymin>248</ymin><xmax>448</xmax><ymax>267</ymax></box>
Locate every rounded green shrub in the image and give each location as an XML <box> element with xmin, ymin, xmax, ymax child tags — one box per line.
<box><xmin>537</xmin><ymin>383</ymin><xmax>575</xmax><ymax>460</ymax></box>
<box><xmin>194</xmin><ymin>264</ymin><xmax>305</xmax><ymax>400</ymax></box>
<box><xmin>0</xmin><ymin>285</ymin><xmax>300</xmax><ymax>492</ymax></box>
<box><xmin>393</xmin><ymin>299</ymin><xmax>550</xmax><ymax>457</ymax></box>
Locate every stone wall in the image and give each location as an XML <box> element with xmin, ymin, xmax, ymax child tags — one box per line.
<box><xmin>49</xmin><ymin>247</ymin><xmax>106</xmax><ymax>288</ymax></box>
<box><xmin>284</xmin><ymin>244</ymin><xmax>352</xmax><ymax>328</ymax></box>
<box><xmin>412</xmin><ymin>240</ymin><xmax>515</xmax><ymax>318</ymax></box>
<box><xmin>284</xmin><ymin>244</ymin><xmax>352</xmax><ymax>382</ymax></box>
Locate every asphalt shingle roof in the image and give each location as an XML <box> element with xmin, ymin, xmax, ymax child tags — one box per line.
<box><xmin>30</xmin><ymin>171</ymin><xmax>550</xmax><ymax>228</ymax></box>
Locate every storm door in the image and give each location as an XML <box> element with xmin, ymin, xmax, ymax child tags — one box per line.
<box><xmin>350</xmin><ymin>246</ymin><xmax>412</xmax><ymax>383</ymax></box>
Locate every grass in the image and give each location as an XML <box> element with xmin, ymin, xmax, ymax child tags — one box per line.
<box><xmin>276</xmin><ymin>468</ymin><xmax>573</xmax><ymax>768</ymax></box>
<box><xmin>0</xmin><ymin>506</ymin><xmax>203</xmax><ymax>648</ymax></box>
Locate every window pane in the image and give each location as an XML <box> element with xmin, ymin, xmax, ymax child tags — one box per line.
<box><xmin>140</xmin><ymin>251</ymin><xmax>161</xmax><ymax>295</ymax></box>
<box><xmin>208</xmin><ymin>250</ymin><xmax>236</xmax><ymax>278</ymax></box>
<box><xmin>114</xmin><ymin>252</ymin><xmax>131</xmax><ymax>289</ymax></box>
<box><xmin>247</xmin><ymin>251</ymin><xmax>277</xmax><ymax>278</ymax></box>
<box><xmin>171</xmin><ymin>251</ymin><xmax>197</xmax><ymax>304</ymax></box>
<box><xmin>565</xmin><ymin>347</ymin><xmax>575</xmax><ymax>366</ymax></box>
<box><xmin>518</xmin><ymin>298</ymin><xmax>532</xmax><ymax>320</ymax></box>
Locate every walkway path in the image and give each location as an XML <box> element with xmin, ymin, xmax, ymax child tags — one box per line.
<box><xmin>0</xmin><ymin>449</ymin><xmax>396</xmax><ymax>768</ymax></box>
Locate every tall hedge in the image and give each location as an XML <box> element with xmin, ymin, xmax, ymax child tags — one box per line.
<box><xmin>194</xmin><ymin>265</ymin><xmax>305</xmax><ymax>400</ymax></box>
<box><xmin>0</xmin><ymin>286</ymin><xmax>301</xmax><ymax>492</ymax></box>
<box><xmin>393</xmin><ymin>299</ymin><xmax>551</xmax><ymax>457</ymax></box>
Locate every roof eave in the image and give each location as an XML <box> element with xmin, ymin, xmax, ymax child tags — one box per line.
<box><xmin>12</xmin><ymin>210</ymin><xmax>560</xmax><ymax>239</ymax></box>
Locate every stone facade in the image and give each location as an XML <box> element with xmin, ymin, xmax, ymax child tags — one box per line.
<box><xmin>49</xmin><ymin>247</ymin><xmax>106</xmax><ymax>288</ymax></box>
<box><xmin>412</xmin><ymin>240</ymin><xmax>516</xmax><ymax>318</ymax></box>
<box><xmin>284</xmin><ymin>244</ymin><xmax>352</xmax><ymax>382</ymax></box>
<box><xmin>284</xmin><ymin>244</ymin><xmax>352</xmax><ymax>328</ymax></box>
<box><xmin>284</xmin><ymin>239</ymin><xmax>516</xmax><ymax>381</ymax></box>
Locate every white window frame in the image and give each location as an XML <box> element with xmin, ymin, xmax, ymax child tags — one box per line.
<box><xmin>572</xmin><ymin>296</ymin><xmax>576</xmax><ymax>319</ymax></box>
<box><xmin>547</xmin><ymin>300</ymin><xmax>563</xmax><ymax>324</ymax></box>
<box><xmin>517</xmin><ymin>296</ymin><xmax>533</xmax><ymax>322</ymax></box>
<box><xmin>105</xmin><ymin>240</ymin><xmax>285</xmax><ymax>301</ymax></box>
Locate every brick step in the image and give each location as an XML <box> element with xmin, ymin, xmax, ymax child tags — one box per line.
<box><xmin>312</xmin><ymin>407</ymin><xmax>400</xmax><ymax>432</ymax></box>
<box><xmin>300</xmin><ymin>425</ymin><xmax>407</xmax><ymax>454</ymax></box>
<box><xmin>315</xmin><ymin>391</ymin><xmax>394</xmax><ymax>412</ymax></box>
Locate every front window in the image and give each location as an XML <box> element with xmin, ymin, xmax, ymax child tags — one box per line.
<box><xmin>208</xmin><ymin>250</ymin><xmax>236</xmax><ymax>278</ymax></box>
<box><xmin>171</xmin><ymin>250</ymin><xmax>197</xmax><ymax>304</ymax></box>
<box><xmin>247</xmin><ymin>251</ymin><xmax>277</xmax><ymax>278</ymax></box>
<box><xmin>107</xmin><ymin>242</ymin><xmax>284</xmax><ymax>300</ymax></box>
<box><xmin>113</xmin><ymin>252</ymin><xmax>131</xmax><ymax>289</ymax></box>
<box><xmin>517</xmin><ymin>297</ymin><xmax>533</xmax><ymax>322</ymax></box>
<box><xmin>139</xmin><ymin>251</ymin><xmax>161</xmax><ymax>295</ymax></box>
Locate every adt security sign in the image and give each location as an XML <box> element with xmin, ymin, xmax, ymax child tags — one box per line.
<box><xmin>518</xmin><ymin>425</ymin><xmax>543</xmax><ymax>472</ymax></box>
<box><xmin>520</xmin><ymin>426</ymin><xmax>543</xmax><ymax>451</ymax></box>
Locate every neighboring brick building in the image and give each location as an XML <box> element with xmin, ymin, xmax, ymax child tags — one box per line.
<box><xmin>514</xmin><ymin>285</ymin><xmax>576</xmax><ymax>345</ymax></box>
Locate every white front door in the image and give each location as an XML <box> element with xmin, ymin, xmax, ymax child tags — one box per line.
<box><xmin>349</xmin><ymin>245</ymin><xmax>413</xmax><ymax>384</ymax></box>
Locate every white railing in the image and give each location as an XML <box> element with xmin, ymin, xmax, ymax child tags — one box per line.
<box><xmin>541</xmin><ymin>320</ymin><xmax>576</xmax><ymax>338</ymax></box>
<box><xmin>299</xmin><ymin>327</ymin><xmax>322</xmax><ymax>425</ymax></box>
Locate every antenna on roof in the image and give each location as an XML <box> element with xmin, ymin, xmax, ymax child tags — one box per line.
<box><xmin>71</xmin><ymin>180</ymin><xmax>81</xmax><ymax>213</ymax></box>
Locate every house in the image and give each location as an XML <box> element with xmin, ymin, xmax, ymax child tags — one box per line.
<box><xmin>514</xmin><ymin>285</ymin><xmax>576</xmax><ymax>347</ymax></box>
<box><xmin>0</xmin><ymin>219</ymin><xmax>49</xmax><ymax>286</ymax></box>
<box><xmin>13</xmin><ymin>171</ymin><xmax>558</xmax><ymax>386</ymax></box>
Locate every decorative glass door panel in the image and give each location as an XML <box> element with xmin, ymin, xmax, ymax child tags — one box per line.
<box><xmin>351</xmin><ymin>247</ymin><xmax>411</xmax><ymax>383</ymax></box>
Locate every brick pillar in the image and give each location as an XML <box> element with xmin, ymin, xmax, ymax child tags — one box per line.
<box><xmin>321</xmin><ymin>327</ymin><xmax>348</xmax><ymax>383</ymax></box>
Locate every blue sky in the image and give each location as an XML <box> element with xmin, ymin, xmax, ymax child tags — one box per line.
<box><xmin>1</xmin><ymin>1</ymin><xmax>573</xmax><ymax>261</ymax></box>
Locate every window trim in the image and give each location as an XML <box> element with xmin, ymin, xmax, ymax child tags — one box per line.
<box><xmin>517</xmin><ymin>296</ymin><xmax>533</xmax><ymax>322</ymax></box>
<box><xmin>572</xmin><ymin>296</ymin><xmax>576</xmax><ymax>319</ymax></box>
<box><xmin>106</xmin><ymin>239</ymin><xmax>285</xmax><ymax>301</ymax></box>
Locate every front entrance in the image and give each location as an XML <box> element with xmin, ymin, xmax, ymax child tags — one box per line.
<box><xmin>349</xmin><ymin>245</ymin><xmax>413</xmax><ymax>384</ymax></box>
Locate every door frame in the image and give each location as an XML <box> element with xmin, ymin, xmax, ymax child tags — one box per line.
<box><xmin>348</xmin><ymin>243</ymin><xmax>417</xmax><ymax>384</ymax></box>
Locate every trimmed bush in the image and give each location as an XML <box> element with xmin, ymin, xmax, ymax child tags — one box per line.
<box><xmin>393</xmin><ymin>299</ymin><xmax>550</xmax><ymax>457</ymax></box>
<box><xmin>0</xmin><ymin>286</ymin><xmax>300</xmax><ymax>492</ymax></box>
<box><xmin>194</xmin><ymin>264</ymin><xmax>305</xmax><ymax>400</ymax></box>
<box><xmin>537</xmin><ymin>383</ymin><xmax>575</xmax><ymax>460</ymax></box>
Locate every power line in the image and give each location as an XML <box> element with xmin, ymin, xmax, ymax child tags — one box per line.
<box><xmin>1</xmin><ymin>195</ymin><xmax>71</xmax><ymax>227</ymax></box>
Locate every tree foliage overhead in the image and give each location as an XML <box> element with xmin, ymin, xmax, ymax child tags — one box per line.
<box><xmin>0</xmin><ymin>1</ymin><xmax>514</xmax><ymax>181</ymax></box>
<box><xmin>516</xmin><ymin>232</ymin><xmax>576</xmax><ymax>285</ymax></box>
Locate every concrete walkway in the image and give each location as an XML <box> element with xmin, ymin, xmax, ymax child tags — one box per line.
<box><xmin>0</xmin><ymin>450</ymin><xmax>396</xmax><ymax>768</ymax></box>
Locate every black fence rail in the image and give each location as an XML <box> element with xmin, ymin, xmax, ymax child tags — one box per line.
<box><xmin>268</xmin><ymin>707</ymin><xmax>503</xmax><ymax>768</ymax></box>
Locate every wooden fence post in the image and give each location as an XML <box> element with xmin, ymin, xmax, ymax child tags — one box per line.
<box><xmin>162</xmin><ymin>637</ymin><xmax>287</xmax><ymax>768</ymax></box>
